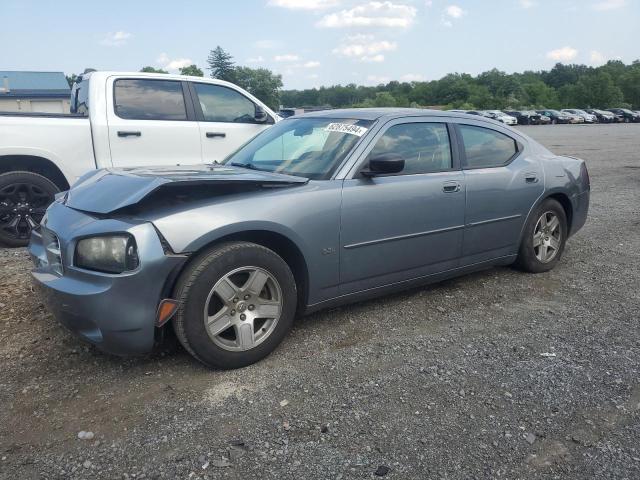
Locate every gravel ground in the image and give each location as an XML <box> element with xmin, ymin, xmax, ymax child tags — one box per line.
<box><xmin>1</xmin><ymin>124</ymin><xmax>639</xmax><ymax>479</ymax></box>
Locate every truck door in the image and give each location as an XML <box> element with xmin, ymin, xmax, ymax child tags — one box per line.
<box><xmin>107</xmin><ymin>78</ymin><xmax>202</xmax><ymax>167</ymax></box>
<box><xmin>189</xmin><ymin>82</ymin><xmax>274</xmax><ymax>163</ymax></box>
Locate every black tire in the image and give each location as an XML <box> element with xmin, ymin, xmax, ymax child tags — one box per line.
<box><xmin>172</xmin><ymin>242</ymin><xmax>297</xmax><ymax>369</ymax></box>
<box><xmin>514</xmin><ymin>198</ymin><xmax>568</xmax><ymax>273</ymax></box>
<box><xmin>551</xmin><ymin>119</ymin><xmax>557</xmax><ymax>125</ymax></box>
<box><xmin>0</xmin><ymin>171</ymin><xmax>59</xmax><ymax>247</ymax></box>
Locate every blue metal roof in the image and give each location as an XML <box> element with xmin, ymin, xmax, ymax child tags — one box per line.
<box><xmin>0</xmin><ymin>71</ymin><xmax>70</xmax><ymax>98</ymax></box>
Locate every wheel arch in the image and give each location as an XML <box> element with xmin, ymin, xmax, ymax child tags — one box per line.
<box><xmin>164</xmin><ymin>229</ymin><xmax>310</xmax><ymax>314</ymax></box>
<box><xmin>518</xmin><ymin>190</ymin><xmax>574</xmax><ymax>247</ymax></box>
<box><xmin>0</xmin><ymin>155</ymin><xmax>70</xmax><ymax>191</ymax></box>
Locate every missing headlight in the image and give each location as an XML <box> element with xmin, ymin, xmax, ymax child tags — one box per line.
<box><xmin>75</xmin><ymin>235</ymin><xmax>139</xmax><ymax>274</ymax></box>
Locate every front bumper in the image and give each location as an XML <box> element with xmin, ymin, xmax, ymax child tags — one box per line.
<box><xmin>28</xmin><ymin>202</ymin><xmax>187</xmax><ymax>355</ymax></box>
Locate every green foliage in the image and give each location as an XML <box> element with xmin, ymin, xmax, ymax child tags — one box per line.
<box><xmin>140</xmin><ymin>66</ymin><xmax>168</xmax><ymax>74</ymax></box>
<box><xmin>65</xmin><ymin>74</ymin><xmax>78</xmax><ymax>88</ymax></box>
<box><xmin>282</xmin><ymin>60</ymin><xmax>640</xmax><ymax>110</ymax></box>
<box><xmin>207</xmin><ymin>46</ymin><xmax>236</xmax><ymax>82</ymax></box>
<box><xmin>179</xmin><ymin>64</ymin><xmax>204</xmax><ymax>77</ymax></box>
<box><xmin>234</xmin><ymin>67</ymin><xmax>283</xmax><ymax>110</ymax></box>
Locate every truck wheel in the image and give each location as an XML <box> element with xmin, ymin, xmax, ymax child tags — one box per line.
<box><xmin>173</xmin><ymin>242</ymin><xmax>297</xmax><ymax>369</ymax></box>
<box><xmin>514</xmin><ymin>198</ymin><xmax>567</xmax><ymax>273</ymax></box>
<box><xmin>0</xmin><ymin>171</ymin><xmax>59</xmax><ymax>247</ymax></box>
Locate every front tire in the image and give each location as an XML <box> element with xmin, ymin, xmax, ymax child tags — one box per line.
<box><xmin>0</xmin><ymin>171</ymin><xmax>59</xmax><ymax>247</ymax></box>
<box><xmin>515</xmin><ymin>199</ymin><xmax>567</xmax><ymax>273</ymax></box>
<box><xmin>173</xmin><ymin>242</ymin><xmax>297</xmax><ymax>369</ymax></box>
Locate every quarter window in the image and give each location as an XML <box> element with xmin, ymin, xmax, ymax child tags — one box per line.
<box><xmin>114</xmin><ymin>79</ymin><xmax>187</xmax><ymax>120</ymax></box>
<box><xmin>366</xmin><ymin>122</ymin><xmax>452</xmax><ymax>175</ymax></box>
<box><xmin>459</xmin><ymin>125</ymin><xmax>517</xmax><ymax>168</ymax></box>
<box><xmin>193</xmin><ymin>83</ymin><xmax>259</xmax><ymax>123</ymax></box>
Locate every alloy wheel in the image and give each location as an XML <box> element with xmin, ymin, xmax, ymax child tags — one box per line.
<box><xmin>0</xmin><ymin>183</ymin><xmax>51</xmax><ymax>242</ymax></box>
<box><xmin>533</xmin><ymin>211</ymin><xmax>562</xmax><ymax>263</ymax></box>
<box><xmin>204</xmin><ymin>266</ymin><xmax>283</xmax><ymax>351</ymax></box>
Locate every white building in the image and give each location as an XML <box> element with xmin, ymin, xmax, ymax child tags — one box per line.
<box><xmin>0</xmin><ymin>71</ymin><xmax>71</xmax><ymax>113</ymax></box>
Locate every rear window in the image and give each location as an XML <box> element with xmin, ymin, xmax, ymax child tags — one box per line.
<box><xmin>459</xmin><ymin>125</ymin><xmax>518</xmax><ymax>169</ymax></box>
<box><xmin>71</xmin><ymin>78</ymin><xmax>90</xmax><ymax>116</ymax></box>
<box><xmin>114</xmin><ymin>79</ymin><xmax>187</xmax><ymax>120</ymax></box>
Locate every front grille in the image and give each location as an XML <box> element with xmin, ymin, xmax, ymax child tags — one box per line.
<box><xmin>41</xmin><ymin>228</ymin><xmax>63</xmax><ymax>276</ymax></box>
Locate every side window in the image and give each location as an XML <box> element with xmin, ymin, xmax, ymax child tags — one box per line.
<box><xmin>114</xmin><ymin>79</ymin><xmax>187</xmax><ymax>120</ymax></box>
<box><xmin>459</xmin><ymin>125</ymin><xmax>517</xmax><ymax>169</ymax></box>
<box><xmin>366</xmin><ymin>122</ymin><xmax>452</xmax><ymax>175</ymax></box>
<box><xmin>193</xmin><ymin>83</ymin><xmax>258</xmax><ymax>123</ymax></box>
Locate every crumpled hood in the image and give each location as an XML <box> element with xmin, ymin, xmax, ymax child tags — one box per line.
<box><xmin>64</xmin><ymin>164</ymin><xmax>308</xmax><ymax>214</ymax></box>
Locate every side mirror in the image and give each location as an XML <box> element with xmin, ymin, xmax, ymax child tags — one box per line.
<box><xmin>362</xmin><ymin>153</ymin><xmax>405</xmax><ymax>177</ymax></box>
<box><xmin>254</xmin><ymin>105</ymin><xmax>269</xmax><ymax>123</ymax></box>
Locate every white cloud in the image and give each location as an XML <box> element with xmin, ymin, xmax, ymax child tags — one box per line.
<box><xmin>268</xmin><ymin>0</ymin><xmax>339</xmax><ymax>9</ymax></box>
<box><xmin>100</xmin><ymin>31</ymin><xmax>132</xmax><ymax>47</ymax></box>
<box><xmin>274</xmin><ymin>54</ymin><xmax>300</xmax><ymax>62</ymax></box>
<box><xmin>519</xmin><ymin>0</ymin><xmax>537</xmax><ymax>8</ymax></box>
<box><xmin>308</xmin><ymin>73</ymin><xmax>319</xmax><ymax>79</ymax></box>
<box><xmin>592</xmin><ymin>0</ymin><xmax>626</xmax><ymax>10</ymax></box>
<box><xmin>445</xmin><ymin>5</ymin><xmax>466</xmax><ymax>18</ymax></box>
<box><xmin>546</xmin><ymin>46</ymin><xmax>578</xmax><ymax>62</ymax></box>
<box><xmin>254</xmin><ymin>39</ymin><xmax>280</xmax><ymax>49</ymax></box>
<box><xmin>157</xmin><ymin>53</ymin><xmax>193</xmax><ymax>71</ymax></box>
<box><xmin>303</xmin><ymin>61</ymin><xmax>321</xmax><ymax>68</ymax></box>
<box><xmin>425</xmin><ymin>0</ymin><xmax>433</xmax><ymax>6</ymax></box>
<box><xmin>246</xmin><ymin>56</ymin><xmax>265</xmax><ymax>63</ymax></box>
<box><xmin>317</xmin><ymin>1</ymin><xmax>417</xmax><ymax>28</ymax></box>
<box><xmin>332</xmin><ymin>34</ymin><xmax>397</xmax><ymax>62</ymax></box>
<box><xmin>441</xmin><ymin>4</ymin><xmax>466</xmax><ymax>26</ymax></box>
<box><xmin>589</xmin><ymin>50</ymin><xmax>606</xmax><ymax>65</ymax></box>
<box><xmin>401</xmin><ymin>73</ymin><xmax>425</xmax><ymax>82</ymax></box>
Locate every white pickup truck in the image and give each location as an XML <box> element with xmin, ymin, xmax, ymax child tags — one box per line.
<box><xmin>0</xmin><ymin>71</ymin><xmax>278</xmax><ymax>246</ymax></box>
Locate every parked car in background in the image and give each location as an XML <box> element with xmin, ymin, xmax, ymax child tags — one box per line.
<box><xmin>561</xmin><ymin>111</ymin><xmax>585</xmax><ymax>124</ymax></box>
<box><xmin>536</xmin><ymin>110</ymin><xmax>572</xmax><ymax>125</ymax></box>
<box><xmin>562</xmin><ymin>109</ymin><xmax>597</xmax><ymax>123</ymax></box>
<box><xmin>505</xmin><ymin>110</ymin><xmax>542</xmax><ymax>125</ymax></box>
<box><xmin>482</xmin><ymin>110</ymin><xmax>518</xmax><ymax>125</ymax></box>
<box><xmin>536</xmin><ymin>112</ymin><xmax>551</xmax><ymax>125</ymax></box>
<box><xmin>29</xmin><ymin>108</ymin><xmax>590</xmax><ymax>369</ymax></box>
<box><xmin>465</xmin><ymin>110</ymin><xmax>493</xmax><ymax>118</ymax></box>
<box><xmin>607</xmin><ymin>108</ymin><xmax>640</xmax><ymax>123</ymax></box>
<box><xmin>584</xmin><ymin>109</ymin><xmax>616</xmax><ymax>123</ymax></box>
<box><xmin>0</xmin><ymin>71</ymin><xmax>279</xmax><ymax>246</ymax></box>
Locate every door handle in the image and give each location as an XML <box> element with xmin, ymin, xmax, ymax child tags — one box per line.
<box><xmin>525</xmin><ymin>173</ymin><xmax>539</xmax><ymax>183</ymax></box>
<box><xmin>206</xmin><ymin>132</ymin><xmax>226</xmax><ymax>138</ymax></box>
<box><xmin>117</xmin><ymin>131</ymin><xmax>141</xmax><ymax>137</ymax></box>
<box><xmin>442</xmin><ymin>181</ymin><xmax>461</xmax><ymax>193</ymax></box>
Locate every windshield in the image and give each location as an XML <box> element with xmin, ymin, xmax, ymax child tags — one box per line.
<box><xmin>223</xmin><ymin>117</ymin><xmax>373</xmax><ymax>179</ymax></box>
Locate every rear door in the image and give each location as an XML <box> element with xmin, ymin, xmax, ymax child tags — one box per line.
<box><xmin>107</xmin><ymin>78</ymin><xmax>202</xmax><ymax>167</ymax></box>
<box><xmin>190</xmin><ymin>82</ymin><xmax>275</xmax><ymax>163</ymax></box>
<box><xmin>454</xmin><ymin>122</ymin><xmax>544</xmax><ymax>265</ymax></box>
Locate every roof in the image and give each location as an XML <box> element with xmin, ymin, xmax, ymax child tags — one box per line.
<box><xmin>0</xmin><ymin>71</ymin><xmax>70</xmax><ymax>98</ymax></box>
<box><xmin>299</xmin><ymin>107</ymin><xmax>507</xmax><ymax>126</ymax></box>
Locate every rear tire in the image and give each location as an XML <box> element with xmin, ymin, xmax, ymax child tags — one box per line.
<box><xmin>173</xmin><ymin>242</ymin><xmax>297</xmax><ymax>369</ymax></box>
<box><xmin>0</xmin><ymin>171</ymin><xmax>59</xmax><ymax>247</ymax></box>
<box><xmin>514</xmin><ymin>198</ymin><xmax>567</xmax><ymax>273</ymax></box>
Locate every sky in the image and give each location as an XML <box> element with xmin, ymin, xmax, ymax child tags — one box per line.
<box><xmin>1</xmin><ymin>0</ymin><xmax>639</xmax><ymax>89</ymax></box>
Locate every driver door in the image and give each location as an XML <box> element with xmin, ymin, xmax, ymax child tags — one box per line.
<box><xmin>339</xmin><ymin>119</ymin><xmax>466</xmax><ymax>295</ymax></box>
<box><xmin>190</xmin><ymin>82</ymin><xmax>274</xmax><ymax>163</ymax></box>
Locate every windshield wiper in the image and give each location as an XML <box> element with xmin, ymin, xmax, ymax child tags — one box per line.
<box><xmin>230</xmin><ymin>162</ymin><xmax>267</xmax><ymax>172</ymax></box>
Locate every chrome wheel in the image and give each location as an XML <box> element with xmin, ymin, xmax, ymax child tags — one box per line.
<box><xmin>204</xmin><ymin>266</ymin><xmax>283</xmax><ymax>352</ymax></box>
<box><xmin>533</xmin><ymin>211</ymin><xmax>561</xmax><ymax>263</ymax></box>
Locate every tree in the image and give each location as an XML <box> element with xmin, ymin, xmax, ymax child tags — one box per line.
<box><xmin>140</xmin><ymin>66</ymin><xmax>168</xmax><ymax>74</ymax></box>
<box><xmin>179</xmin><ymin>64</ymin><xmax>204</xmax><ymax>77</ymax></box>
<box><xmin>208</xmin><ymin>46</ymin><xmax>236</xmax><ymax>82</ymax></box>
<box><xmin>66</xmin><ymin>74</ymin><xmax>78</xmax><ymax>88</ymax></box>
<box><xmin>234</xmin><ymin>67</ymin><xmax>283</xmax><ymax>110</ymax></box>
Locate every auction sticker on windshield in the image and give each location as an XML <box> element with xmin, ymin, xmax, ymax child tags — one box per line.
<box><xmin>325</xmin><ymin>123</ymin><xmax>368</xmax><ymax>137</ymax></box>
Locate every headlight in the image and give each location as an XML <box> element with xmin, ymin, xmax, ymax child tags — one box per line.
<box><xmin>75</xmin><ymin>235</ymin><xmax>139</xmax><ymax>274</ymax></box>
